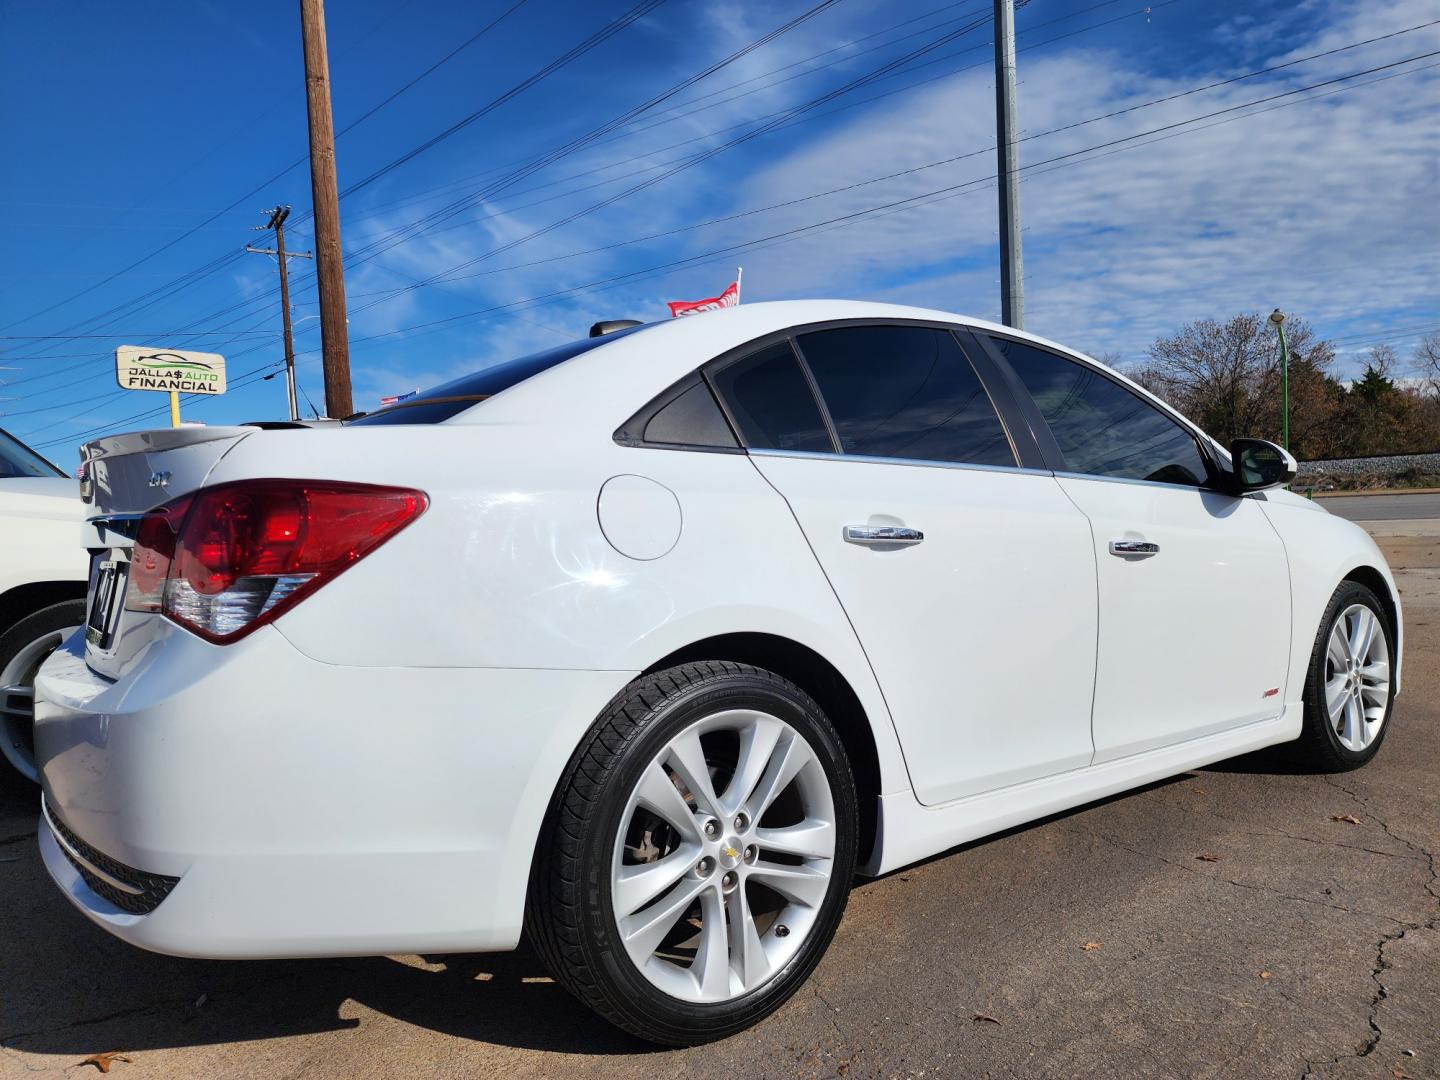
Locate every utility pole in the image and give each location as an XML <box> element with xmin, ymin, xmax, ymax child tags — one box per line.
<box><xmin>246</xmin><ymin>206</ymin><xmax>313</xmax><ymax>421</ymax></box>
<box><xmin>993</xmin><ymin>0</ymin><xmax>1025</xmax><ymax>330</ymax></box>
<box><xmin>299</xmin><ymin>0</ymin><xmax>353</xmax><ymax>418</ymax></box>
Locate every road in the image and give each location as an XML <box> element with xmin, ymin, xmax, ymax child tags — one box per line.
<box><xmin>1318</xmin><ymin>491</ymin><xmax>1440</xmax><ymax>522</ymax></box>
<box><xmin>2</xmin><ymin>528</ymin><xmax>1437</xmax><ymax>1080</ymax></box>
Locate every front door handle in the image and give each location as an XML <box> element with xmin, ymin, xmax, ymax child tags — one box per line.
<box><xmin>1109</xmin><ymin>539</ymin><xmax>1160</xmax><ymax>557</ymax></box>
<box><xmin>844</xmin><ymin>525</ymin><xmax>924</xmax><ymax>546</ymax></box>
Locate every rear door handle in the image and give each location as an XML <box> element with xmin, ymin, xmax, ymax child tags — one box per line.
<box><xmin>1109</xmin><ymin>539</ymin><xmax>1159</xmax><ymax>557</ymax></box>
<box><xmin>844</xmin><ymin>525</ymin><xmax>924</xmax><ymax>546</ymax></box>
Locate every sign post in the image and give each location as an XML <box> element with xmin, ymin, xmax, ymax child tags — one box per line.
<box><xmin>114</xmin><ymin>347</ymin><xmax>228</xmax><ymax>427</ymax></box>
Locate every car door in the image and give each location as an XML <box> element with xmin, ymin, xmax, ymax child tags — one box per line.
<box><xmin>980</xmin><ymin>334</ymin><xmax>1292</xmax><ymax>763</ymax></box>
<box><xmin>708</xmin><ymin>324</ymin><xmax>1098</xmax><ymax>806</ymax></box>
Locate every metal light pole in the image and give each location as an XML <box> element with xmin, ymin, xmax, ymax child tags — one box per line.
<box><xmin>1269</xmin><ymin>308</ymin><xmax>1290</xmax><ymax>450</ymax></box>
<box><xmin>993</xmin><ymin>0</ymin><xmax>1025</xmax><ymax>329</ymax></box>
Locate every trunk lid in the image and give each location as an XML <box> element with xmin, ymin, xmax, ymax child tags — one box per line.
<box><xmin>79</xmin><ymin>426</ymin><xmax>256</xmax><ymax>678</ymax></box>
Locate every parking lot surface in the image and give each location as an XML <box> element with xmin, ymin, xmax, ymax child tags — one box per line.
<box><xmin>2</xmin><ymin>521</ymin><xmax>1436</xmax><ymax>1080</ymax></box>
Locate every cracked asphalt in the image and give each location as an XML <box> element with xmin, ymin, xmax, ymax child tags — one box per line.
<box><xmin>2</xmin><ymin>518</ymin><xmax>1436</xmax><ymax>1080</ymax></box>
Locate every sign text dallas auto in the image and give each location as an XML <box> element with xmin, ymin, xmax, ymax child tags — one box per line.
<box><xmin>114</xmin><ymin>346</ymin><xmax>227</xmax><ymax>395</ymax></box>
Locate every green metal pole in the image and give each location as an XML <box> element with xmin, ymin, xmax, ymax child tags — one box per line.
<box><xmin>1276</xmin><ymin>321</ymin><xmax>1290</xmax><ymax>451</ymax></box>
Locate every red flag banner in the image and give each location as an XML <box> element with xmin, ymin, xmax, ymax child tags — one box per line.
<box><xmin>667</xmin><ymin>280</ymin><xmax>739</xmax><ymax>318</ymax></box>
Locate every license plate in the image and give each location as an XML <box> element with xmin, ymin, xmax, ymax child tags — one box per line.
<box><xmin>85</xmin><ymin>558</ymin><xmax>127</xmax><ymax>649</ymax></box>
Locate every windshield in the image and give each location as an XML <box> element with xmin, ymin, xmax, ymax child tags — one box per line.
<box><xmin>0</xmin><ymin>428</ymin><xmax>64</xmax><ymax>478</ymax></box>
<box><xmin>349</xmin><ymin>326</ymin><xmax>647</xmax><ymax>427</ymax></box>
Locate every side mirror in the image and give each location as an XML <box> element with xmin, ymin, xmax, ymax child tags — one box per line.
<box><xmin>1229</xmin><ymin>438</ymin><xmax>1297</xmax><ymax>493</ymax></box>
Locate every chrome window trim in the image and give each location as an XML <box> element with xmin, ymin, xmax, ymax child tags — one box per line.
<box><xmin>1052</xmin><ymin>469</ymin><xmax>1230</xmax><ymax>494</ymax></box>
<box><xmin>751</xmin><ymin>447</ymin><xmax>1054</xmax><ymax>478</ymax></box>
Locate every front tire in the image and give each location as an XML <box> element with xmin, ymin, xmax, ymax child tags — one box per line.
<box><xmin>1293</xmin><ymin>581</ymin><xmax>1395</xmax><ymax>771</ymax></box>
<box><xmin>526</xmin><ymin>661</ymin><xmax>858</xmax><ymax>1046</ymax></box>
<box><xmin>0</xmin><ymin>599</ymin><xmax>86</xmax><ymax>783</ymax></box>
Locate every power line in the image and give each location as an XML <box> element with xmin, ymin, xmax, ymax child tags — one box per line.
<box><xmin>0</xmin><ymin>0</ymin><xmax>555</xmax><ymax>336</ymax></box>
<box><xmin>7</xmin><ymin>0</ymin><xmax>1160</xmax><ymax>370</ymax></box>
<box><xmin>16</xmin><ymin>23</ymin><xmax>1439</xmax><ymax>440</ymax></box>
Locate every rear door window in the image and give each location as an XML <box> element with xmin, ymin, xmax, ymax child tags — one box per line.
<box><xmin>795</xmin><ymin>325</ymin><xmax>1014</xmax><ymax>466</ymax></box>
<box><xmin>708</xmin><ymin>341</ymin><xmax>834</xmax><ymax>453</ymax></box>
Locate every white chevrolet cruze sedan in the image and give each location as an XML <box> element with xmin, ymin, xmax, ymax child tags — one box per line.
<box><xmin>35</xmin><ymin>301</ymin><xmax>1401</xmax><ymax>1044</ymax></box>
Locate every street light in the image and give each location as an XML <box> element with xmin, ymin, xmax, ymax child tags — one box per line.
<box><xmin>1269</xmin><ymin>308</ymin><xmax>1290</xmax><ymax>451</ymax></box>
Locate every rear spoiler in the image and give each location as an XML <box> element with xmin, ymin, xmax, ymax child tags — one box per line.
<box><xmin>80</xmin><ymin>426</ymin><xmax>257</xmax><ymax>464</ymax></box>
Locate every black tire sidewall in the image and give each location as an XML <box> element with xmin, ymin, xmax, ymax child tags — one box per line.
<box><xmin>577</xmin><ymin>670</ymin><xmax>858</xmax><ymax>1044</ymax></box>
<box><xmin>1301</xmin><ymin>582</ymin><xmax>1395</xmax><ymax>768</ymax></box>
<box><xmin>0</xmin><ymin>598</ymin><xmax>86</xmax><ymax>783</ymax></box>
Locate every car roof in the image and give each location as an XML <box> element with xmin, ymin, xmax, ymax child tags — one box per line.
<box><xmin>451</xmin><ymin>299</ymin><xmax>1193</xmax><ymax>448</ymax></box>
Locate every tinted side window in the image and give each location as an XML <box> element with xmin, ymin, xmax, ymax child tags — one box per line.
<box><xmin>995</xmin><ymin>338</ymin><xmax>1210</xmax><ymax>486</ymax></box>
<box><xmin>642</xmin><ymin>380</ymin><xmax>738</xmax><ymax>448</ymax></box>
<box><xmin>709</xmin><ymin>341</ymin><xmax>834</xmax><ymax>453</ymax></box>
<box><xmin>796</xmin><ymin>326</ymin><xmax>1014</xmax><ymax>466</ymax></box>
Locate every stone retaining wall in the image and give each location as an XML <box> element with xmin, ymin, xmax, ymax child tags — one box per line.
<box><xmin>1296</xmin><ymin>452</ymin><xmax>1440</xmax><ymax>478</ymax></box>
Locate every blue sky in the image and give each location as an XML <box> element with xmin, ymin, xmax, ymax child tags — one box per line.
<box><xmin>1</xmin><ymin>0</ymin><xmax>1436</xmax><ymax>464</ymax></box>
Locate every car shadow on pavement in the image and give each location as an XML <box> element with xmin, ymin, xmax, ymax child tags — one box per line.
<box><xmin>0</xmin><ymin>748</ymin><xmax>1321</xmax><ymax>1060</ymax></box>
<box><xmin>0</xmin><ymin>783</ymin><xmax>655</xmax><ymax>1057</ymax></box>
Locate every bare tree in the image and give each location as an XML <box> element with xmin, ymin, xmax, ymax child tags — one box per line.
<box><xmin>1134</xmin><ymin>312</ymin><xmax>1341</xmax><ymax>457</ymax></box>
<box><xmin>1417</xmin><ymin>332</ymin><xmax>1440</xmax><ymax>399</ymax></box>
<box><xmin>1365</xmin><ymin>343</ymin><xmax>1399</xmax><ymax>379</ymax></box>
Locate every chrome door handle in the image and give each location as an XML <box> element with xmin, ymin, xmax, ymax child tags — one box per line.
<box><xmin>1109</xmin><ymin>539</ymin><xmax>1159</xmax><ymax>557</ymax></box>
<box><xmin>844</xmin><ymin>525</ymin><xmax>924</xmax><ymax>546</ymax></box>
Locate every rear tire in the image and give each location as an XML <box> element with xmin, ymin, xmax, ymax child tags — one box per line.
<box><xmin>0</xmin><ymin>599</ymin><xmax>86</xmax><ymax>783</ymax></box>
<box><xmin>526</xmin><ymin>661</ymin><xmax>858</xmax><ymax>1046</ymax></box>
<box><xmin>1292</xmin><ymin>581</ymin><xmax>1395</xmax><ymax>772</ymax></box>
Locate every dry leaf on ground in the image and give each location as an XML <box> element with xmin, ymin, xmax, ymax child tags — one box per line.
<box><xmin>1331</xmin><ymin>814</ymin><xmax>1363</xmax><ymax>825</ymax></box>
<box><xmin>1196</xmin><ymin>853</ymin><xmax>1222</xmax><ymax>862</ymax></box>
<box><xmin>76</xmin><ymin>1054</ymin><xmax>132</xmax><ymax>1074</ymax></box>
<box><xmin>1260</xmin><ymin>970</ymin><xmax>1272</xmax><ymax>980</ymax></box>
<box><xmin>971</xmin><ymin>1014</ymin><xmax>1002</xmax><ymax>1024</ymax></box>
<box><xmin>1081</xmin><ymin>941</ymin><xmax>1101</xmax><ymax>951</ymax></box>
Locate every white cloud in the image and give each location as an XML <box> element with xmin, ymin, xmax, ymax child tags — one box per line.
<box><xmin>690</xmin><ymin>0</ymin><xmax>1440</xmax><ymax>375</ymax></box>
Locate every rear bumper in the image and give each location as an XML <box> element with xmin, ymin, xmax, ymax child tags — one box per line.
<box><xmin>34</xmin><ymin>624</ymin><xmax>633</xmax><ymax>958</ymax></box>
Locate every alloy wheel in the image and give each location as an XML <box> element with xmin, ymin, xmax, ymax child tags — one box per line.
<box><xmin>1323</xmin><ymin>603</ymin><xmax>1390</xmax><ymax>753</ymax></box>
<box><xmin>609</xmin><ymin>707</ymin><xmax>837</xmax><ymax>1004</ymax></box>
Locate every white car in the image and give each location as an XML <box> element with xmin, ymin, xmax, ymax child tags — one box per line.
<box><xmin>0</xmin><ymin>428</ymin><xmax>87</xmax><ymax>783</ymax></box>
<box><xmin>34</xmin><ymin>301</ymin><xmax>1400</xmax><ymax>1045</ymax></box>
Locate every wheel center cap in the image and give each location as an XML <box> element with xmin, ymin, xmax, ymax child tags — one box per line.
<box><xmin>718</xmin><ymin>837</ymin><xmax>744</xmax><ymax>869</ymax></box>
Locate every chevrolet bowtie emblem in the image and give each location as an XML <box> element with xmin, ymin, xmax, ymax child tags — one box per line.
<box><xmin>723</xmin><ymin>846</ymin><xmax>739</xmax><ymax>859</ymax></box>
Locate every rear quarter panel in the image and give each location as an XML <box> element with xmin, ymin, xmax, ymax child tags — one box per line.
<box><xmin>201</xmin><ymin>424</ymin><xmax>912</xmax><ymax>797</ymax></box>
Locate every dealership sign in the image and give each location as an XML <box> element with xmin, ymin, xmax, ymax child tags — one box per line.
<box><xmin>115</xmin><ymin>346</ymin><xmax>227</xmax><ymax>395</ymax></box>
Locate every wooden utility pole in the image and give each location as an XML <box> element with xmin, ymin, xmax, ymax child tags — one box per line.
<box><xmin>247</xmin><ymin>206</ymin><xmax>313</xmax><ymax>421</ymax></box>
<box><xmin>993</xmin><ymin>0</ymin><xmax>1025</xmax><ymax>330</ymax></box>
<box><xmin>299</xmin><ymin>0</ymin><xmax>353</xmax><ymax>417</ymax></box>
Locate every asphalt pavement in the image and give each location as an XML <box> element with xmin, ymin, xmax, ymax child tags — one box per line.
<box><xmin>1317</xmin><ymin>491</ymin><xmax>1440</xmax><ymax>522</ymax></box>
<box><xmin>2</xmin><ymin>526</ymin><xmax>1437</xmax><ymax>1080</ymax></box>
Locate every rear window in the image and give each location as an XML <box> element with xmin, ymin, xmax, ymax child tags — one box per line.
<box><xmin>348</xmin><ymin>326</ymin><xmax>646</xmax><ymax>426</ymax></box>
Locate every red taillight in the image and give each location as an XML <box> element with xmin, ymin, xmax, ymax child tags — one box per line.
<box><xmin>124</xmin><ymin>480</ymin><xmax>426</xmax><ymax>643</ymax></box>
